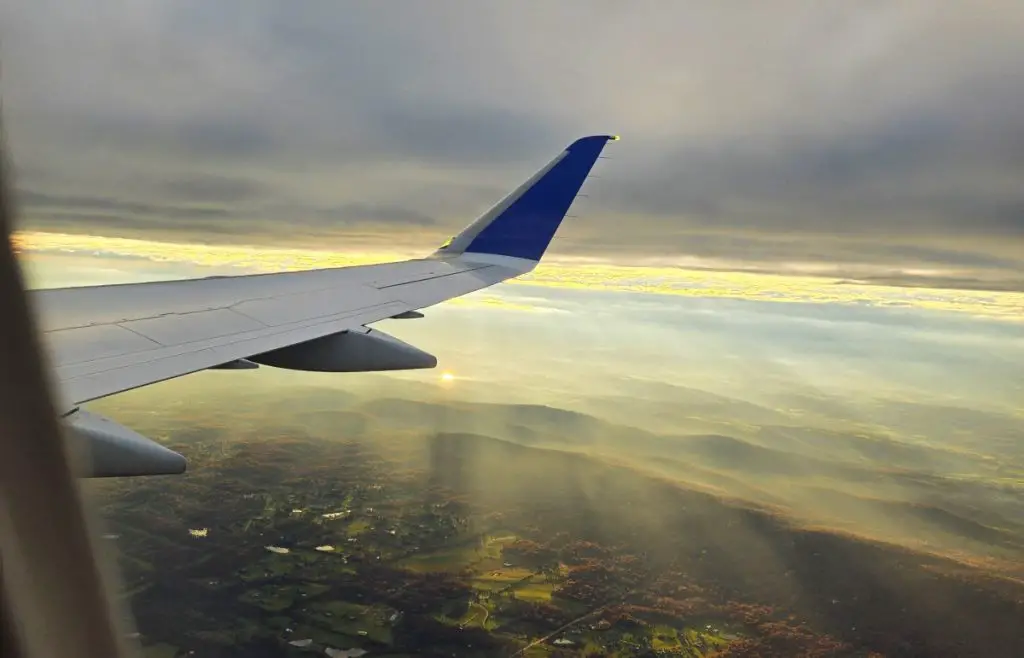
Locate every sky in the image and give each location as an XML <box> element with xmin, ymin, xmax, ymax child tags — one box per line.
<box><xmin>3</xmin><ymin>1</ymin><xmax>1024</xmax><ymax>290</ymax></box>
<box><xmin>2</xmin><ymin>1</ymin><xmax>1022</xmax><ymax>423</ymax></box>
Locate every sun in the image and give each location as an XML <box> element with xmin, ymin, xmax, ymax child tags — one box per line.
<box><xmin>439</xmin><ymin>371</ymin><xmax>455</xmax><ymax>383</ymax></box>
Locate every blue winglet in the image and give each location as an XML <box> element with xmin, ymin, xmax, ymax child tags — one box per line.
<box><xmin>437</xmin><ymin>135</ymin><xmax>616</xmax><ymax>262</ymax></box>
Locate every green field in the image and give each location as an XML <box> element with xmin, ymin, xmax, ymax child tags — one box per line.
<box><xmin>307</xmin><ymin>600</ymin><xmax>396</xmax><ymax>645</ymax></box>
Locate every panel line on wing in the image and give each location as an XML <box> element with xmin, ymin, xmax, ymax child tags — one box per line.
<box><xmin>116</xmin><ymin>322</ymin><xmax>169</xmax><ymax>347</ymax></box>
<box><xmin>121</xmin><ymin>308</ymin><xmax>268</xmax><ymax>347</ymax></box>
<box><xmin>375</xmin><ymin>264</ymin><xmax>494</xmax><ymax>289</ymax></box>
<box><xmin>44</xmin><ymin>324</ymin><xmax>163</xmax><ymax>367</ymax></box>
<box><xmin>230</xmin><ymin>284</ymin><xmax>390</xmax><ymax>327</ymax></box>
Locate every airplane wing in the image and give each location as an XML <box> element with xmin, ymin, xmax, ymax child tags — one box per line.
<box><xmin>27</xmin><ymin>134</ymin><xmax>617</xmax><ymax>477</ymax></box>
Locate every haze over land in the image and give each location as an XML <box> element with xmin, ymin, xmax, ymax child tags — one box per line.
<box><xmin>75</xmin><ymin>288</ymin><xmax>1021</xmax><ymax>574</ymax></box>
<box><xmin>78</xmin><ymin>337</ymin><xmax>1024</xmax><ymax>656</ymax></box>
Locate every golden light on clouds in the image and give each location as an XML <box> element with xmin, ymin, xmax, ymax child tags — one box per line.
<box><xmin>12</xmin><ymin>231</ymin><xmax>408</xmax><ymax>272</ymax></box>
<box><xmin>518</xmin><ymin>264</ymin><xmax>1024</xmax><ymax>321</ymax></box>
<box><xmin>13</xmin><ymin>231</ymin><xmax>1024</xmax><ymax>321</ymax></box>
<box><xmin>444</xmin><ymin>293</ymin><xmax>568</xmax><ymax>313</ymax></box>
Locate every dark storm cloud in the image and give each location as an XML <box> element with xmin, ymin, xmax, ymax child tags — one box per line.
<box><xmin>43</xmin><ymin>112</ymin><xmax>283</xmax><ymax>163</ymax></box>
<box><xmin>868</xmin><ymin>244</ymin><xmax>1022</xmax><ymax>271</ymax></box>
<box><xmin>17</xmin><ymin>190</ymin><xmax>231</xmax><ymax>219</ymax></box>
<box><xmin>601</xmin><ymin>87</ymin><xmax>1024</xmax><ymax>239</ymax></box>
<box><xmin>27</xmin><ymin>212</ymin><xmax>245</xmax><ymax>237</ymax></box>
<box><xmin>366</xmin><ymin>105</ymin><xmax>565</xmax><ymax>166</ymax></box>
<box><xmin>173</xmin><ymin>117</ymin><xmax>279</xmax><ymax>160</ymax></box>
<box><xmin>161</xmin><ymin>175</ymin><xmax>267</xmax><ymax>204</ymax></box>
<box><xmin>17</xmin><ymin>187</ymin><xmax>436</xmax><ymax>241</ymax></box>
<box><xmin>3</xmin><ymin>1</ymin><xmax>1023</xmax><ymax>285</ymax></box>
<box><xmin>319</xmin><ymin>203</ymin><xmax>436</xmax><ymax>226</ymax></box>
<box><xmin>835</xmin><ymin>275</ymin><xmax>1024</xmax><ymax>293</ymax></box>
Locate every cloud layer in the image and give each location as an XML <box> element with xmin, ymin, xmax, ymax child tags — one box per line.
<box><xmin>17</xmin><ymin>231</ymin><xmax>1024</xmax><ymax>322</ymax></box>
<box><xmin>4</xmin><ymin>1</ymin><xmax>1023</xmax><ymax>286</ymax></box>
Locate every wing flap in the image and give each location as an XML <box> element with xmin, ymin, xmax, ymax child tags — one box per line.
<box><xmin>364</xmin><ymin>259</ymin><xmax>478</xmax><ymax>288</ymax></box>
<box><xmin>47</xmin><ymin>324</ymin><xmax>159</xmax><ymax>364</ymax></box>
<box><xmin>121</xmin><ymin>308</ymin><xmax>266</xmax><ymax>346</ymax></box>
<box><xmin>232</xmin><ymin>283</ymin><xmax>389</xmax><ymax>326</ymax></box>
<box><xmin>385</xmin><ymin>263</ymin><xmax>506</xmax><ymax>307</ymax></box>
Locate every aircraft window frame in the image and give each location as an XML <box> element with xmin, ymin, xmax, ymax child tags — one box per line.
<box><xmin>0</xmin><ymin>115</ymin><xmax>132</xmax><ymax>658</ymax></box>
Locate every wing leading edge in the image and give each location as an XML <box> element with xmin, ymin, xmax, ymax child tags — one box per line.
<box><xmin>30</xmin><ymin>134</ymin><xmax>617</xmax><ymax>476</ymax></box>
